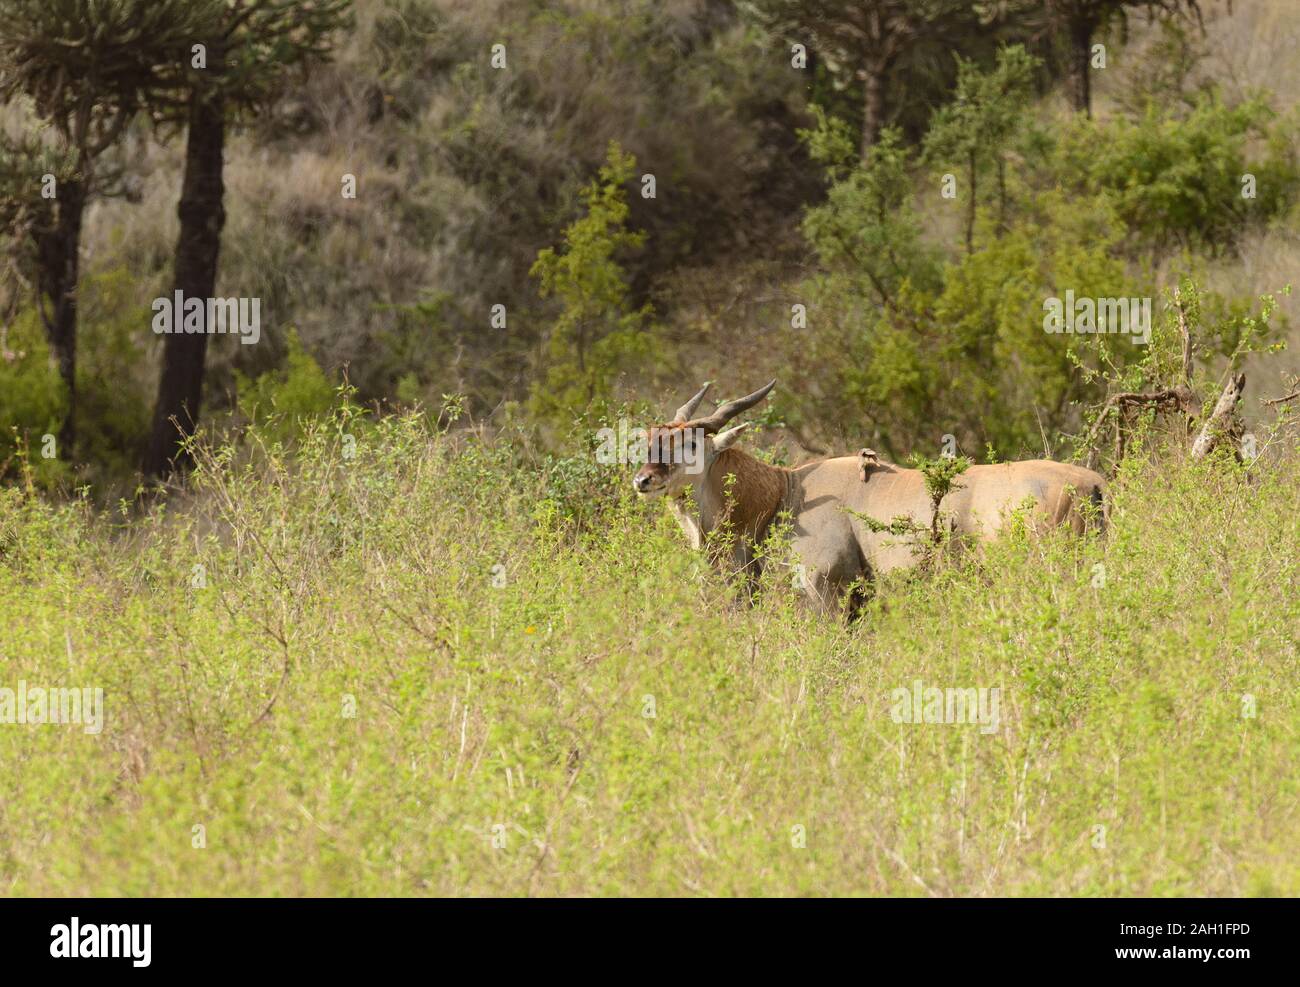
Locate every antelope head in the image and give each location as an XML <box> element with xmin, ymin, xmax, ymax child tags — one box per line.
<box><xmin>632</xmin><ymin>380</ymin><xmax>776</xmax><ymax>499</ymax></box>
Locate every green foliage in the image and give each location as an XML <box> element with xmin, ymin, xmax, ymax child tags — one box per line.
<box><xmin>0</xmin><ymin>308</ymin><xmax>68</xmax><ymax>488</ymax></box>
<box><xmin>368</xmin><ymin>293</ymin><xmax>481</xmax><ymax>409</ymax></box>
<box><xmin>1056</xmin><ymin>92</ymin><xmax>1300</xmax><ymax>253</ymax></box>
<box><xmin>923</xmin><ymin>190</ymin><xmax>1139</xmax><ymax>452</ymax></box>
<box><xmin>236</xmin><ymin>329</ymin><xmax>336</xmax><ymax>443</ymax></box>
<box><xmin>528</xmin><ymin>142</ymin><xmax>656</xmax><ymax>430</ymax></box>
<box><xmin>0</xmin><ymin>129</ymin><xmax>73</xmax><ymax>239</ymax></box>
<box><xmin>791</xmin><ymin>132</ymin><xmax>1140</xmax><ymax>458</ymax></box>
<box><xmin>405</xmin><ymin>0</ymin><xmax>815</xmax><ymax>426</ymax></box>
<box><xmin>797</xmin><ymin>103</ymin><xmax>858</xmax><ymax>182</ymax></box>
<box><xmin>802</xmin><ymin>125</ymin><xmax>940</xmax><ymax>307</ymax></box>
<box><xmin>74</xmin><ymin>267</ymin><xmax>156</xmax><ymax>477</ymax></box>
<box><xmin>923</xmin><ymin>44</ymin><xmax>1040</xmax><ymax>247</ymax></box>
<box><xmin>786</xmin><ymin>63</ymin><xmax>1293</xmax><ymax>461</ymax></box>
<box><xmin>923</xmin><ymin>45</ymin><xmax>1037</xmax><ymax>168</ymax></box>
<box><xmin>0</xmin><ymin>266</ymin><xmax>155</xmax><ymax>489</ymax></box>
<box><xmin>913</xmin><ymin>450</ymin><xmax>971</xmax><ymax>503</ymax></box>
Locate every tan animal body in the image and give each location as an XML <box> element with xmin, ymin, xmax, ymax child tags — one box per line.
<box><xmin>632</xmin><ymin>381</ymin><xmax>1107</xmax><ymax>613</ymax></box>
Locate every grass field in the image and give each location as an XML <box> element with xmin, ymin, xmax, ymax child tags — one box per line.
<box><xmin>1</xmin><ymin>410</ymin><xmax>1296</xmax><ymax>896</ymax></box>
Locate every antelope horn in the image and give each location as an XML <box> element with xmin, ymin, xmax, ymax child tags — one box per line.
<box><xmin>690</xmin><ymin>379</ymin><xmax>776</xmax><ymax>434</ymax></box>
<box><xmin>672</xmin><ymin>381</ymin><xmax>711</xmax><ymax>423</ymax></box>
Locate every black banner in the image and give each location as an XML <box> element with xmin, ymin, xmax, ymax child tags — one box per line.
<box><xmin>0</xmin><ymin>897</ymin><xmax>1288</xmax><ymax>975</ymax></box>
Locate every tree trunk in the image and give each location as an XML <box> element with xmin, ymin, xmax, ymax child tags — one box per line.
<box><xmin>35</xmin><ymin>177</ymin><xmax>86</xmax><ymax>455</ymax></box>
<box><xmin>143</xmin><ymin>76</ymin><xmax>226</xmax><ymax>479</ymax></box>
<box><xmin>997</xmin><ymin>156</ymin><xmax>1007</xmax><ymax>232</ymax></box>
<box><xmin>965</xmin><ymin>149</ymin><xmax>977</xmax><ymax>256</ymax></box>
<box><xmin>861</xmin><ymin>63</ymin><xmax>886</xmax><ymax>158</ymax></box>
<box><xmin>1065</xmin><ymin>17</ymin><xmax>1094</xmax><ymax>116</ymax></box>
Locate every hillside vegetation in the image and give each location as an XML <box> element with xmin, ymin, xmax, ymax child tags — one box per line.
<box><xmin>2</xmin><ymin>0</ymin><xmax>1300</xmax><ymax>487</ymax></box>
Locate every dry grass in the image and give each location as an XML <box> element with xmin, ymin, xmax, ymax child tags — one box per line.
<box><xmin>1</xmin><ymin>411</ymin><xmax>1297</xmax><ymax>896</ymax></box>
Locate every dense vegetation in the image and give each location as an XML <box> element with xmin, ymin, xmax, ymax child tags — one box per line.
<box><xmin>1</xmin><ymin>408</ymin><xmax>1296</xmax><ymax>895</ymax></box>
<box><xmin>2</xmin><ymin>0</ymin><xmax>1297</xmax><ymax>484</ymax></box>
<box><xmin>1</xmin><ymin>0</ymin><xmax>1298</xmax><ymax>896</ymax></box>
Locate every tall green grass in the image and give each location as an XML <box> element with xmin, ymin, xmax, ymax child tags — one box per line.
<box><xmin>1</xmin><ymin>411</ymin><xmax>1297</xmax><ymax>896</ymax></box>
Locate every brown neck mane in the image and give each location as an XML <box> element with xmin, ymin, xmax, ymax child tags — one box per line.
<box><xmin>706</xmin><ymin>447</ymin><xmax>790</xmax><ymax>539</ymax></box>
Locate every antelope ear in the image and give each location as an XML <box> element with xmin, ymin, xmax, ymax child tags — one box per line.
<box><xmin>712</xmin><ymin>422</ymin><xmax>750</xmax><ymax>451</ymax></box>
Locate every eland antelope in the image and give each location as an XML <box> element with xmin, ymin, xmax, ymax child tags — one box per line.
<box><xmin>633</xmin><ymin>380</ymin><xmax>1107</xmax><ymax>613</ymax></box>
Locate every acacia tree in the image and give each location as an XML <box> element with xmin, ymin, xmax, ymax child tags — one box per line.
<box><xmin>747</xmin><ymin>0</ymin><xmax>985</xmax><ymax>157</ymax></box>
<box><xmin>1041</xmin><ymin>0</ymin><xmax>1205</xmax><ymax>115</ymax></box>
<box><xmin>143</xmin><ymin>0</ymin><xmax>351</xmax><ymax>480</ymax></box>
<box><xmin>0</xmin><ymin>0</ymin><xmax>203</xmax><ymax>454</ymax></box>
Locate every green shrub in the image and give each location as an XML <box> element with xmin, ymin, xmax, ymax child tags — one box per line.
<box><xmin>235</xmin><ymin>329</ymin><xmax>337</xmax><ymax>444</ymax></box>
<box><xmin>528</xmin><ymin>142</ymin><xmax>656</xmax><ymax>433</ymax></box>
<box><xmin>1056</xmin><ymin>93</ymin><xmax>1300</xmax><ymax>254</ymax></box>
<box><xmin>0</xmin><ymin>308</ymin><xmax>67</xmax><ymax>488</ymax></box>
<box><xmin>75</xmin><ymin>266</ymin><xmax>156</xmax><ymax>480</ymax></box>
